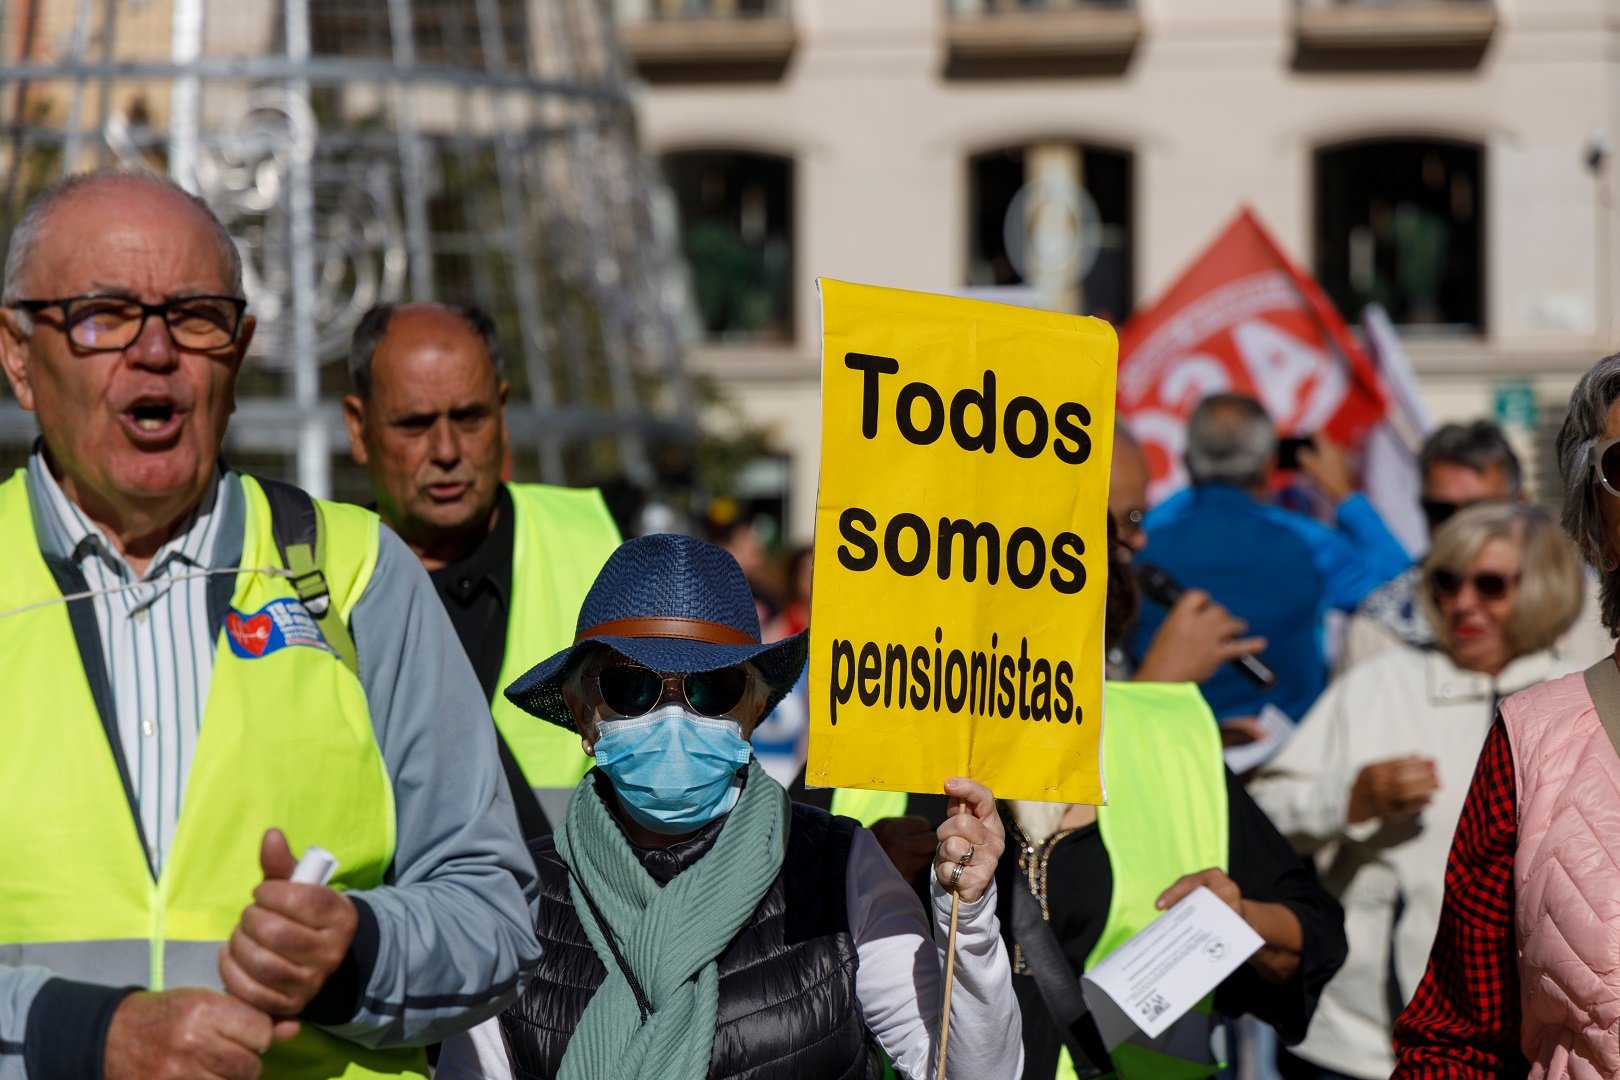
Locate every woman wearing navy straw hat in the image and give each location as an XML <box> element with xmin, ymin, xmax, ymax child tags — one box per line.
<box><xmin>437</xmin><ymin>533</ymin><xmax>1023</xmax><ymax>1080</ymax></box>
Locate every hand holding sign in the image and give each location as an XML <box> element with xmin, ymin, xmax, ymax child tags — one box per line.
<box><xmin>933</xmin><ymin>777</ymin><xmax>1002</xmax><ymax>904</ymax></box>
<box><xmin>932</xmin><ymin>777</ymin><xmax>1004</xmax><ymax>1080</ymax></box>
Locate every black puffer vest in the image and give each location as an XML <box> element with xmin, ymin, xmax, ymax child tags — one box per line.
<box><xmin>501</xmin><ymin>791</ymin><xmax>882</xmax><ymax>1080</ymax></box>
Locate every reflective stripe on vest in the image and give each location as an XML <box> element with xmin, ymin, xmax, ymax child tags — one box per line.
<box><xmin>490</xmin><ymin>483</ymin><xmax>620</xmax><ymax>802</ymax></box>
<box><xmin>0</xmin><ymin>471</ymin><xmax>426</xmax><ymax>1080</ymax></box>
<box><xmin>1056</xmin><ymin>682</ymin><xmax>1229</xmax><ymax>1080</ymax></box>
<box><xmin>829</xmin><ymin>788</ymin><xmax>910</xmax><ymax>827</ymax></box>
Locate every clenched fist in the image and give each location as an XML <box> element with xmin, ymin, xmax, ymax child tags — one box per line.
<box><xmin>1348</xmin><ymin>756</ymin><xmax>1440</xmax><ymax>824</ymax></box>
<box><xmin>219</xmin><ymin>829</ymin><xmax>356</xmax><ymax>1018</ymax></box>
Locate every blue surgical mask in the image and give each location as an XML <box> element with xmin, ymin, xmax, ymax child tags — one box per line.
<box><xmin>592</xmin><ymin>704</ymin><xmax>753</xmax><ymax>835</ymax></box>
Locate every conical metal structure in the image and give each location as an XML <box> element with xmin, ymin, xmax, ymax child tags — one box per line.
<box><xmin>0</xmin><ymin>0</ymin><xmax>691</xmax><ymax>499</ymax></box>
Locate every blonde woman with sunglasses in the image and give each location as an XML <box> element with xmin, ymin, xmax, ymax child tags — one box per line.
<box><xmin>1250</xmin><ymin>502</ymin><xmax>1585</xmax><ymax>1080</ymax></box>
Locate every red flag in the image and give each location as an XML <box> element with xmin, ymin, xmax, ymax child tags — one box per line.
<box><xmin>1116</xmin><ymin>208</ymin><xmax>1386</xmax><ymax>503</ymax></box>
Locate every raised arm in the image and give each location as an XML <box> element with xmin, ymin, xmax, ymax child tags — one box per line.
<box><xmin>847</xmin><ymin>778</ymin><xmax>1023</xmax><ymax>1080</ymax></box>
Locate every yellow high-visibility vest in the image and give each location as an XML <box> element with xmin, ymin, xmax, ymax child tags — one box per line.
<box><xmin>829</xmin><ymin>787</ymin><xmax>910</xmax><ymax>826</ymax></box>
<box><xmin>0</xmin><ymin>471</ymin><xmax>426</xmax><ymax>1080</ymax></box>
<box><xmin>488</xmin><ymin>482</ymin><xmax>620</xmax><ymax>790</ymax></box>
<box><xmin>1057</xmin><ymin>681</ymin><xmax>1229</xmax><ymax>1080</ymax></box>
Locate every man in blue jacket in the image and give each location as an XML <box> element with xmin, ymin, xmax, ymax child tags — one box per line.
<box><xmin>1129</xmin><ymin>393</ymin><xmax>1408</xmax><ymax>725</ymax></box>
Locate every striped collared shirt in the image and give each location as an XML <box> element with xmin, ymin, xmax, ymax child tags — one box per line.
<box><xmin>25</xmin><ymin>448</ymin><xmax>237</xmax><ymax>873</ymax></box>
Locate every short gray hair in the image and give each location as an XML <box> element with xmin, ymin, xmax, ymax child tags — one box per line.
<box><xmin>347</xmin><ymin>302</ymin><xmax>503</xmax><ymax>400</ymax></box>
<box><xmin>1419</xmin><ymin>420</ymin><xmax>1523</xmax><ymax>495</ymax></box>
<box><xmin>1420</xmin><ymin>501</ymin><xmax>1585</xmax><ymax>659</ymax></box>
<box><xmin>1184</xmin><ymin>393</ymin><xmax>1276</xmax><ymax>488</ymax></box>
<box><xmin>1556</xmin><ymin>351</ymin><xmax>1620</xmax><ymax>634</ymax></box>
<box><xmin>2</xmin><ymin>167</ymin><xmax>243</xmax><ymax>320</ymax></box>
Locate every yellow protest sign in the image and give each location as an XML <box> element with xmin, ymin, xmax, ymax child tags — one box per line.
<box><xmin>807</xmin><ymin>279</ymin><xmax>1117</xmax><ymax>806</ymax></box>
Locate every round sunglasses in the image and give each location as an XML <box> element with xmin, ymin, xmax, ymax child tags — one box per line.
<box><xmin>592</xmin><ymin>663</ymin><xmax>753</xmax><ymax>719</ymax></box>
<box><xmin>1590</xmin><ymin>436</ymin><xmax>1620</xmax><ymax>499</ymax></box>
<box><xmin>1430</xmin><ymin>568</ymin><xmax>1520</xmax><ymax>601</ymax></box>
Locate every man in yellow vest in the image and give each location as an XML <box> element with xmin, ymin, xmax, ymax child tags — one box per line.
<box><xmin>342</xmin><ymin>302</ymin><xmax>620</xmax><ymax>840</ymax></box>
<box><xmin>0</xmin><ymin>169</ymin><xmax>541</xmax><ymax>1080</ymax></box>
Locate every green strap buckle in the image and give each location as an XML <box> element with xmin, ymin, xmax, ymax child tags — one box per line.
<box><xmin>283</xmin><ymin>537</ymin><xmax>358</xmax><ymax>676</ymax></box>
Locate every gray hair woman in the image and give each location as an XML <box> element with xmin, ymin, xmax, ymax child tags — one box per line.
<box><xmin>1255</xmin><ymin>501</ymin><xmax>1585</xmax><ymax>1080</ymax></box>
<box><xmin>1561</xmin><ymin>355</ymin><xmax>1620</xmax><ymax>626</ymax></box>
<box><xmin>1392</xmin><ymin>353</ymin><xmax>1620</xmax><ymax>1080</ymax></box>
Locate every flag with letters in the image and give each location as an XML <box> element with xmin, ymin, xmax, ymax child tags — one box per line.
<box><xmin>1116</xmin><ymin>208</ymin><xmax>1386</xmax><ymax>503</ymax></box>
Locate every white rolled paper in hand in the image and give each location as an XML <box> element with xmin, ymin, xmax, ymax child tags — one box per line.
<box><xmin>289</xmin><ymin>845</ymin><xmax>339</xmax><ymax>886</ymax></box>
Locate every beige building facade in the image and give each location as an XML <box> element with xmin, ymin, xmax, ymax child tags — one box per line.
<box><xmin>620</xmin><ymin>0</ymin><xmax>1620</xmax><ymax>541</ymax></box>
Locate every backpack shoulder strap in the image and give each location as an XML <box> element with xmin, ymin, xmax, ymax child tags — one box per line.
<box><xmin>256</xmin><ymin>476</ymin><xmax>360</xmax><ymax>677</ymax></box>
<box><xmin>1581</xmin><ymin>655</ymin><xmax>1620</xmax><ymax>762</ymax></box>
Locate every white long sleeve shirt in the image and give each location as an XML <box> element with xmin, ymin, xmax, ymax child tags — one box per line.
<box><xmin>1249</xmin><ymin>644</ymin><xmax>1577</xmax><ymax>1079</ymax></box>
<box><xmin>437</xmin><ymin>826</ymin><xmax>1023</xmax><ymax>1080</ymax></box>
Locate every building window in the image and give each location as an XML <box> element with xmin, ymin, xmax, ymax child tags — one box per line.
<box><xmin>311</xmin><ymin>0</ymin><xmax>529</xmax><ymax>68</ymax></box>
<box><xmin>968</xmin><ymin>143</ymin><xmax>1132</xmax><ymax>323</ymax></box>
<box><xmin>662</xmin><ymin>150</ymin><xmax>794</xmax><ymax>343</ymax></box>
<box><xmin>1315</xmin><ymin>139</ymin><xmax>1483</xmax><ymax>331</ymax></box>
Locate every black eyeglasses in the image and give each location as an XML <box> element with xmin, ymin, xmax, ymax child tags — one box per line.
<box><xmin>13</xmin><ymin>294</ymin><xmax>247</xmax><ymax>352</ymax></box>
<box><xmin>593</xmin><ymin>663</ymin><xmax>753</xmax><ymax>719</ymax></box>
<box><xmin>1431</xmin><ymin>569</ymin><xmax>1521</xmax><ymax>601</ymax></box>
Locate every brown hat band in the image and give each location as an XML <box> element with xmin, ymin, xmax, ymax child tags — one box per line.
<box><xmin>576</xmin><ymin>616</ymin><xmax>759</xmax><ymax>647</ymax></box>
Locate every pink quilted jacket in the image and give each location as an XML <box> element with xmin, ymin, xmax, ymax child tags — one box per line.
<box><xmin>1501</xmin><ymin>672</ymin><xmax>1620</xmax><ymax>1080</ymax></box>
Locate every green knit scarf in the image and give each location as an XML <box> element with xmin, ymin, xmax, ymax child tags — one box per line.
<box><xmin>553</xmin><ymin>760</ymin><xmax>790</xmax><ymax>1080</ymax></box>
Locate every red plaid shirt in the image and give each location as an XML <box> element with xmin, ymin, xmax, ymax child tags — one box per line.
<box><xmin>1392</xmin><ymin>718</ymin><xmax>1529</xmax><ymax>1078</ymax></box>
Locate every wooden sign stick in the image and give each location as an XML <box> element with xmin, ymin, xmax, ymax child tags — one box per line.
<box><xmin>934</xmin><ymin>890</ymin><xmax>961</xmax><ymax>1079</ymax></box>
<box><xmin>935</xmin><ymin>798</ymin><xmax>972</xmax><ymax>1079</ymax></box>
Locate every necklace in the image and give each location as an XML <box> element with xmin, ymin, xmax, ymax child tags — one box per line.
<box><xmin>1011</xmin><ymin>819</ymin><xmax>1078</xmax><ymax>974</ymax></box>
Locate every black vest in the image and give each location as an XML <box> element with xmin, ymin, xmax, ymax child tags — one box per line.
<box><xmin>501</xmin><ymin>796</ymin><xmax>882</xmax><ymax>1080</ymax></box>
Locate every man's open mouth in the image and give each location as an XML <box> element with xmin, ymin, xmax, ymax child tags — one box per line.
<box><xmin>120</xmin><ymin>399</ymin><xmax>186</xmax><ymax>441</ymax></box>
<box><xmin>130</xmin><ymin>403</ymin><xmax>175</xmax><ymax>432</ymax></box>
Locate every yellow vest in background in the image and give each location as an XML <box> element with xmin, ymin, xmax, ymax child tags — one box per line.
<box><xmin>828</xmin><ymin>787</ymin><xmax>909</xmax><ymax>825</ymax></box>
<box><xmin>489</xmin><ymin>482</ymin><xmax>621</xmax><ymax>788</ymax></box>
<box><xmin>1059</xmin><ymin>681</ymin><xmax>1229</xmax><ymax>1080</ymax></box>
<box><xmin>0</xmin><ymin>472</ymin><xmax>426</xmax><ymax>1080</ymax></box>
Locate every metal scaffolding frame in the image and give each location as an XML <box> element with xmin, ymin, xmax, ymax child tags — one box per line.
<box><xmin>0</xmin><ymin>0</ymin><xmax>690</xmax><ymax>498</ymax></box>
